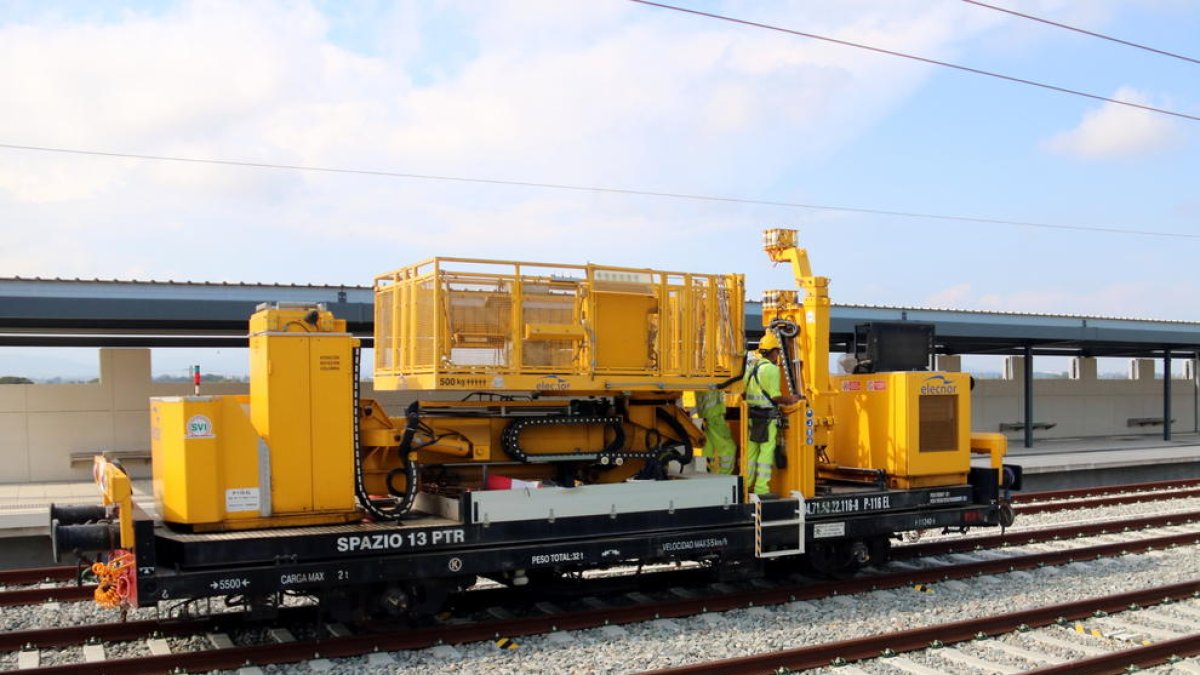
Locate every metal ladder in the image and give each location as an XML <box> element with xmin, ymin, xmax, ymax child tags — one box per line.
<box><xmin>751</xmin><ymin>490</ymin><xmax>806</xmax><ymax>558</ymax></box>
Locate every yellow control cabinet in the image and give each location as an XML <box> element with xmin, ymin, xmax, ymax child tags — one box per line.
<box><xmin>829</xmin><ymin>371</ymin><xmax>971</xmax><ymax>489</ymax></box>
<box><xmin>151</xmin><ymin>395</ymin><xmax>260</xmax><ymax>526</ymax></box>
<box><xmin>151</xmin><ymin>303</ymin><xmax>361</xmax><ymax>531</ymax></box>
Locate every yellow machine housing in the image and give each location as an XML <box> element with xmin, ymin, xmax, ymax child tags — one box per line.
<box><xmin>143</xmin><ymin>238</ymin><xmax>1001</xmax><ymax>531</ymax></box>
<box><xmin>356</xmin><ymin>394</ymin><xmax>705</xmax><ymax>494</ymax></box>
<box><xmin>830</xmin><ymin>372</ymin><xmax>971</xmax><ymax>488</ymax></box>
<box><xmin>150</xmin><ymin>303</ymin><xmax>361</xmax><ymax>531</ymax></box>
<box><xmin>750</xmin><ymin>229</ymin><xmax>1005</xmax><ymax>499</ymax></box>
<box><xmin>360</xmin><ymin>259</ymin><xmax>745</xmax><ymax>497</ymax></box>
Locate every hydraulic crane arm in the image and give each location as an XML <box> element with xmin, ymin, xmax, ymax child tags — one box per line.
<box><xmin>761</xmin><ymin>229</ymin><xmax>833</xmax><ymax>402</ymax></box>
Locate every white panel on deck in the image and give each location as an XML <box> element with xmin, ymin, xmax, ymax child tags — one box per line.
<box><xmin>467</xmin><ymin>474</ymin><xmax>740</xmax><ymax>524</ymax></box>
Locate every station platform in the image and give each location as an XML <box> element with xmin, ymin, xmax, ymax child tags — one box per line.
<box><xmin>997</xmin><ymin>432</ymin><xmax>1200</xmax><ymax>491</ymax></box>
<box><xmin>0</xmin><ymin>479</ymin><xmax>154</xmax><ymax>537</ymax></box>
<box><xmin>1</xmin><ymin>435</ymin><xmax>1197</xmax><ymax>567</ymax></box>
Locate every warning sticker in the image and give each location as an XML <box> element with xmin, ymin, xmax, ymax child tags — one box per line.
<box><xmin>813</xmin><ymin>522</ymin><xmax>846</xmax><ymax>539</ymax></box>
<box><xmin>226</xmin><ymin>487</ymin><xmax>260</xmax><ymax>513</ymax></box>
<box><xmin>185</xmin><ymin>414</ymin><xmax>215</xmax><ymax>439</ymax></box>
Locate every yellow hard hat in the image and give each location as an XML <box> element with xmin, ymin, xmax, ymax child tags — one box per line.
<box><xmin>758</xmin><ymin>332</ymin><xmax>780</xmax><ymax>351</ymax></box>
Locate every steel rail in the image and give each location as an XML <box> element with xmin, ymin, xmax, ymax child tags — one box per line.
<box><xmin>0</xmin><ymin>568</ymin><xmax>703</xmax><ymax>651</ymax></box>
<box><xmin>0</xmin><ymin>617</ymin><xmax>163</xmax><ymax>653</ymax></box>
<box><xmin>0</xmin><ymin>585</ymin><xmax>93</xmax><ymax>607</ymax></box>
<box><xmin>0</xmin><ymin>499</ymin><xmax>1193</xmax><ymax>612</ymax></box>
<box><xmin>1014</xmin><ymin>487</ymin><xmax>1200</xmax><ymax>514</ymax></box>
<box><xmin>1014</xmin><ymin>478</ymin><xmax>1200</xmax><ymax>504</ymax></box>
<box><xmin>3</xmin><ymin>509</ymin><xmax>1190</xmax><ymax>612</ymax></box>
<box><xmin>0</xmin><ymin>565</ymin><xmax>80</xmax><ymax>586</ymax></box>
<box><xmin>640</xmin><ymin>580</ymin><xmax>1200</xmax><ymax>674</ymax></box>
<box><xmin>895</xmin><ymin>509</ymin><xmax>1200</xmax><ymax>559</ymax></box>
<box><xmin>1026</xmin><ymin>633</ymin><xmax>1200</xmax><ymax>675</ymax></box>
<box><xmin>0</xmin><ymin>607</ymin><xmax>325</xmax><ymax>652</ymax></box>
<box><xmin>16</xmin><ymin>529</ymin><xmax>1200</xmax><ymax>674</ymax></box>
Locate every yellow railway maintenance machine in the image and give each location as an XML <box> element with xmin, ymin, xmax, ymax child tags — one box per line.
<box><xmin>51</xmin><ymin>230</ymin><xmax>1019</xmax><ymax>620</ymax></box>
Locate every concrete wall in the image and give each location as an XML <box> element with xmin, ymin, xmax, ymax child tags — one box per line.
<box><xmin>0</xmin><ymin>350</ymin><xmax>1196</xmax><ymax>484</ymax></box>
<box><xmin>0</xmin><ymin>349</ymin><xmax>416</xmax><ymax>483</ymax></box>
<box><xmin>969</xmin><ymin>356</ymin><xmax>1198</xmax><ymax>442</ymax></box>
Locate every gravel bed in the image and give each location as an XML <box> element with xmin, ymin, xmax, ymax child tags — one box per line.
<box><xmin>0</xmin><ymin>599</ymin><xmax>158</xmax><ymax>633</ymax></box>
<box><xmin>245</xmin><ymin>543</ymin><xmax>1200</xmax><ymax>674</ymax></box>
<box><xmin>3</xmin><ymin>495</ymin><xmax>1197</xmax><ymax>673</ymax></box>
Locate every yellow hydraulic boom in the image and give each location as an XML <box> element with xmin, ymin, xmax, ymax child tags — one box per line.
<box><xmin>749</xmin><ymin>228</ymin><xmax>1005</xmax><ymax>497</ymax></box>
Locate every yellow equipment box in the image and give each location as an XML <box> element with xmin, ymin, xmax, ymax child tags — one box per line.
<box><xmin>151</xmin><ymin>303</ymin><xmax>361</xmax><ymax>531</ymax></box>
<box><xmin>373</xmin><ymin>258</ymin><xmax>744</xmax><ymax>392</ymax></box>
<box><xmin>829</xmin><ymin>371</ymin><xmax>971</xmax><ymax>489</ymax></box>
<box><xmin>151</xmin><ymin>395</ymin><xmax>261</xmax><ymax>526</ymax></box>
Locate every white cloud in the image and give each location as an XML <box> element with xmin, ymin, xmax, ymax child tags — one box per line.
<box><xmin>2</xmin><ymin>0</ymin><xmax>1185</xmax><ymax>315</ymax></box>
<box><xmin>0</xmin><ymin>0</ymin><xmax>1015</xmax><ymax>284</ymax></box>
<box><xmin>923</xmin><ymin>283</ymin><xmax>973</xmax><ymax>308</ymax></box>
<box><xmin>1042</xmin><ymin>87</ymin><xmax>1182</xmax><ymax>159</ymax></box>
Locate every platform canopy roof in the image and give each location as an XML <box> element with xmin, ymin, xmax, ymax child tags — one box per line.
<box><xmin>1</xmin><ymin>277</ymin><xmax>1198</xmax><ymax>358</ymax></box>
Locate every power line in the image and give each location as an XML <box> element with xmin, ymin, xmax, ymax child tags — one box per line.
<box><xmin>628</xmin><ymin>0</ymin><xmax>1200</xmax><ymax>123</ymax></box>
<box><xmin>962</xmin><ymin>0</ymin><xmax>1200</xmax><ymax>66</ymax></box>
<box><xmin>2</xmin><ymin>141</ymin><xmax>1196</xmax><ymax>241</ymax></box>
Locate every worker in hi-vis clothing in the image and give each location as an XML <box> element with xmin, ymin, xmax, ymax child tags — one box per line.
<box><xmin>742</xmin><ymin>332</ymin><xmax>800</xmax><ymax>496</ymax></box>
<box><xmin>695</xmin><ymin>390</ymin><xmax>735</xmax><ymax>474</ymax></box>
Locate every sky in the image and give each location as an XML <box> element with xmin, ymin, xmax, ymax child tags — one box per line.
<box><xmin>1</xmin><ymin>0</ymin><xmax>1198</xmax><ymax>378</ymax></box>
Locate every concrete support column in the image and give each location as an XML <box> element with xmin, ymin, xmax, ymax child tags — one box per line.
<box><xmin>1188</xmin><ymin>355</ymin><xmax>1199</xmax><ymax>434</ymax></box>
<box><xmin>1164</xmin><ymin>352</ymin><xmax>1172</xmax><ymax>442</ymax></box>
<box><xmin>1023</xmin><ymin>346</ymin><xmax>1033</xmax><ymax>449</ymax></box>
<box><xmin>1003</xmin><ymin>353</ymin><xmax>1035</xmax><ymax>448</ymax></box>
<box><xmin>1071</xmin><ymin>357</ymin><xmax>1097</xmax><ymax>381</ymax></box>
<box><xmin>1130</xmin><ymin>359</ymin><xmax>1155</xmax><ymax>381</ymax></box>
<box><xmin>936</xmin><ymin>355</ymin><xmax>961</xmax><ymax>372</ymax></box>
<box><xmin>1004</xmin><ymin>356</ymin><xmax>1020</xmax><ymax>381</ymax></box>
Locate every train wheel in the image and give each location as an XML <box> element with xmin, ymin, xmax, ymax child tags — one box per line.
<box><xmin>377</xmin><ymin>584</ymin><xmax>413</xmax><ymax>617</ymax></box>
<box><xmin>866</xmin><ymin>536</ymin><xmax>892</xmax><ymax>568</ymax></box>
<box><xmin>997</xmin><ymin>502</ymin><xmax>1016</xmax><ymax>528</ymax></box>
<box><xmin>805</xmin><ymin>541</ymin><xmax>863</xmax><ymax>579</ymax></box>
<box><xmin>320</xmin><ymin>579</ymin><xmax>458</xmax><ymax>624</ymax></box>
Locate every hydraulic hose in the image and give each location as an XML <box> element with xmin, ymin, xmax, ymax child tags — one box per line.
<box><xmin>769</xmin><ymin>319</ymin><xmax>802</xmax><ymax>400</ymax></box>
<box><xmin>713</xmin><ymin>350</ymin><xmax>753</xmax><ymax>391</ymax></box>
<box><xmin>351</xmin><ymin>348</ymin><xmax>415</xmax><ymax>521</ymax></box>
<box><xmin>501</xmin><ymin>414</ymin><xmax>630</xmax><ymax>464</ymax></box>
<box><xmin>654</xmin><ymin>406</ymin><xmax>694</xmax><ymax>466</ymax></box>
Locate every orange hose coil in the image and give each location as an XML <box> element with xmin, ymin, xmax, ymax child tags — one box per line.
<box><xmin>91</xmin><ymin>550</ymin><xmax>134</xmax><ymax>609</ymax></box>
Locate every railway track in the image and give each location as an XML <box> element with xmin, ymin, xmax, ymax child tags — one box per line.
<box><xmin>7</xmin><ymin>519</ymin><xmax>1198</xmax><ymax>674</ymax></box>
<box><xmin>2</xmin><ymin>478</ymin><xmax>1197</xmax><ymax>671</ymax></box>
<box><xmin>1013</xmin><ymin>477</ymin><xmax>1200</xmax><ymax>503</ymax></box>
<box><xmin>6</xmin><ymin>477</ymin><xmax>1195</xmax><ymax>607</ymax></box>
<box><xmin>0</xmin><ymin>566</ymin><xmax>90</xmax><ymax>608</ymax></box>
<box><xmin>895</xmin><ymin>508</ymin><xmax>1200</xmax><ymax>558</ymax></box>
<box><xmin>644</xmin><ymin>580</ymin><xmax>1200</xmax><ymax>674</ymax></box>
<box><xmin>0</xmin><ymin>567</ymin><xmax>77</xmax><ymax>587</ymax></box>
<box><xmin>1011</xmin><ymin>477</ymin><xmax>1200</xmax><ymax>515</ymax></box>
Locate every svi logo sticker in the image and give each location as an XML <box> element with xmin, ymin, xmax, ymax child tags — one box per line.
<box><xmin>185</xmin><ymin>414</ymin><xmax>215</xmax><ymax>439</ymax></box>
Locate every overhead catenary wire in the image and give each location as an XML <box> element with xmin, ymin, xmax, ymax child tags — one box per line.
<box><xmin>1</xmin><ymin>141</ymin><xmax>1196</xmax><ymax>241</ymax></box>
<box><xmin>962</xmin><ymin>0</ymin><xmax>1200</xmax><ymax>66</ymax></box>
<box><xmin>627</xmin><ymin>0</ymin><xmax>1200</xmax><ymax>123</ymax></box>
